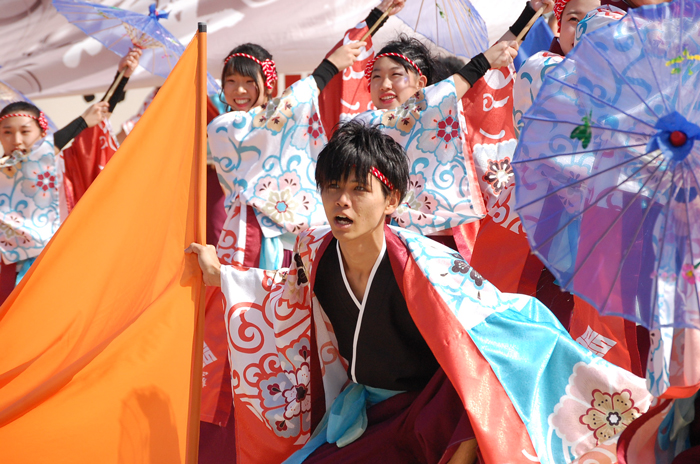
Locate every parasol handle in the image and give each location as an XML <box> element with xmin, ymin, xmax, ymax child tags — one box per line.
<box><xmin>101</xmin><ymin>68</ymin><xmax>127</xmax><ymax>103</ymax></box>
<box><xmin>360</xmin><ymin>2</ymin><xmax>395</xmax><ymax>41</ymax></box>
<box><xmin>515</xmin><ymin>5</ymin><xmax>545</xmax><ymax>44</ymax></box>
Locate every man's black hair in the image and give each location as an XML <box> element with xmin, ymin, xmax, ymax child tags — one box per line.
<box><xmin>316</xmin><ymin>120</ymin><xmax>409</xmax><ymax>200</ymax></box>
<box><xmin>0</xmin><ymin>101</ymin><xmax>41</xmax><ymax>120</ymax></box>
<box><xmin>375</xmin><ymin>35</ymin><xmax>446</xmax><ymax>86</ymax></box>
<box><xmin>221</xmin><ymin>43</ymin><xmax>273</xmax><ymax>90</ymax></box>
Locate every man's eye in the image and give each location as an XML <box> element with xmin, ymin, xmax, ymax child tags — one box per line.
<box><xmin>355</xmin><ymin>185</ymin><xmax>367</xmax><ymax>191</ymax></box>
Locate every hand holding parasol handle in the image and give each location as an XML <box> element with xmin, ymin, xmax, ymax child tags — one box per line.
<box><xmin>360</xmin><ymin>1</ymin><xmax>395</xmax><ymax>41</ymax></box>
<box><xmin>515</xmin><ymin>5</ymin><xmax>545</xmax><ymax>44</ymax></box>
<box><xmin>100</xmin><ymin>68</ymin><xmax>126</xmax><ymax>103</ymax></box>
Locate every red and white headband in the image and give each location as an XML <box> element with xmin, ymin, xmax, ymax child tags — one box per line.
<box><xmin>224</xmin><ymin>53</ymin><xmax>278</xmax><ymax>90</ymax></box>
<box><xmin>371</xmin><ymin>166</ymin><xmax>394</xmax><ymax>191</ymax></box>
<box><xmin>0</xmin><ymin>111</ymin><xmax>49</xmax><ymax>133</ymax></box>
<box><xmin>553</xmin><ymin>0</ymin><xmax>572</xmax><ymax>27</ymax></box>
<box><xmin>364</xmin><ymin>52</ymin><xmax>424</xmax><ymax>89</ymax></box>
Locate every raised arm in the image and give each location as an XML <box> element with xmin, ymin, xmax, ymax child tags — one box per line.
<box><xmin>453</xmin><ymin>41</ymin><xmax>519</xmax><ymax>100</ymax></box>
<box><xmin>53</xmin><ymin>101</ymin><xmax>109</xmax><ymax>154</ymax></box>
<box><xmin>500</xmin><ymin>0</ymin><xmax>555</xmax><ymax>43</ymax></box>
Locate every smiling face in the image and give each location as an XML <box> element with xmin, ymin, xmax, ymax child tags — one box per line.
<box><xmin>222</xmin><ymin>71</ymin><xmax>270</xmax><ymax>112</ymax></box>
<box><xmin>560</xmin><ymin>0</ymin><xmax>601</xmax><ymax>55</ymax></box>
<box><xmin>321</xmin><ymin>171</ymin><xmax>400</xmax><ymax>247</ymax></box>
<box><xmin>0</xmin><ymin>116</ymin><xmax>45</xmax><ymax>156</ymax></box>
<box><xmin>370</xmin><ymin>56</ymin><xmax>427</xmax><ymax>110</ymax></box>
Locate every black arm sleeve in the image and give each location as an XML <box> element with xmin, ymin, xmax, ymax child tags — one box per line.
<box><xmin>107</xmin><ymin>72</ymin><xmax>130</xmax><ymax>112</ymax></box>
<box><xmin>456</xmin><ymin>53</ymin><xmax>491</xmax><ymax>87</ymax></box>
<box><xmin>54</xmin><ymin>116</ymin><xmax>88</xmax><ymax>151</ymax></box>
<box><xmin>365</xmin><ymin>7</ymin><xmax>388</xmax><ymax>36</ymax></box>
<box><xmin>312</xmin><ymin>59</ymin><xmax>340</xmax><ymax>92</ymax></box>
<box><xmin>509</xmin><ymin>2</ymin><xmax>537</xmax><ymax>38</ymax></box>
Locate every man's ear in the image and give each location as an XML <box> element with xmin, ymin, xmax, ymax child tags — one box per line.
<box><xmin>384</xmin><ymin>189</ymin><xmax>402</xmax><ymax>215</ymax></box>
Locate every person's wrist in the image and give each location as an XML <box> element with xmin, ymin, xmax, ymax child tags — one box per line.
<box><xmin>457</xmin><ymin>53</ymin><xmax>490</xmax><ymax>87</ymax></box>
<box><xmin>509</xmin><ymin>2</ymin><xmax>537</xmax><ymax>37</ymax></box>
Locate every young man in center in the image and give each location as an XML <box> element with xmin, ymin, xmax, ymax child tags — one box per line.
<box><xmin>189</xmin><ymin>121</ymin><xmax>652</xmax><ymax>464</ymax></box>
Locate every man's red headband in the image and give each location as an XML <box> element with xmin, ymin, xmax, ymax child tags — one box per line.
<box><xmin>371</xmin><ymin>166</ymin><xmax>394</xmax><ymax>191</ymax></box>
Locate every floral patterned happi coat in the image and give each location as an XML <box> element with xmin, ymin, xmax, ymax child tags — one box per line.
<box><xmin>353</xmin><ymin>77</ymin><xmax>486</xmax><ymax>235</ymax></box>
<box><xmin>208</xmin><ymin>76</ymin><xmax>328</xmax><ymax>267</ymax></box>
<box><xmin>0</xmin><ymin>135</ymin><xmax>64</xmax><ymax>264</ymax></box>
<box><xmin>221</xmin><ymin>226</ymin><xmax>653</xmax><ymax>464</ymax></box>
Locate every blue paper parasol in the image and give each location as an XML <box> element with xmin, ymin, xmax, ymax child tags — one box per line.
<box><xmin>513</xmin><ymin>0</ymin><xmax>700</xmax><ymax>330</ymax></box>
<box><xmin>0</xmin><ymin>79</ymin><xmax>58</xmax><ymax>133</ymax></box>
<box><xmin>53</xmin><ymin>0</ymin><xmax>219</xmax><ymax>94</ymax></box>
<box><xmin>395</xmin><ymin>0</ymin><xmax>489</xmax><ymax>59</ymax></box>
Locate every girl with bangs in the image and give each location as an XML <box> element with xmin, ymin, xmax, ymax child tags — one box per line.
<box><xmin>353</xmin><ymin>0</ymin><xmax>554</xmax><ymax>257</ymax></box>
<box><xmin>207</xmin><ymin>1</ymin><xmax>405</xmax><ymax>272</ymax></box>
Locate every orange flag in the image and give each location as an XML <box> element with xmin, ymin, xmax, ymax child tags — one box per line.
<box><xmin>0</xmin><ymin>26</ymin><xmax>208</xmax><ymax>464</ymax></box>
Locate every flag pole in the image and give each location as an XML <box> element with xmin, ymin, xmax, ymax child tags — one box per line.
<box><xmin>185</xmin><ymin>21</ymin><xmax>208</xmax><ymax>464</ymax></box>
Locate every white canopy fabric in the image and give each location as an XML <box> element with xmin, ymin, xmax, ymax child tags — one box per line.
<box><xmin>0</xmin><ymin>0</ymin><xmax>526</xmax><ymax>98</ymax></box>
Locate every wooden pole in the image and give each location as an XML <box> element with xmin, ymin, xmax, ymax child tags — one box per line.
<box><xmin>100</xmin><ymin>68</ymin><xmax>126</xmax><ymax>103</ymax></box>
<box><xmin>516</xmin><ymin>6</ymin><xmax>546</xmax><ymax>44</ymax></box>
<box><xmin>360</xmin><ymin>2</ymin><xmax>394</xmax><ymax>41</ymax></box>
<box><xmin>185</xmin><ymin>21</ymin><xmax>208</xmax><ymax>464</ymax></box>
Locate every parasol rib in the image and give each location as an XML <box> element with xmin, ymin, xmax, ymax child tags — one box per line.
<box><xmin>582</xmin><ymin>34</ymin><xmax>662</xmax><ymax>119</ymax></box>
<box><xmin>594</xmin><ymin>159</ymin><xmax>672</xmax><ymax>317</ymax></box>
<box><xmin>679</xmin><ymin>165</ymin><xmax>700</xmax><ymax>326</ymax></box>
<box><xmin>523</xmin><ymin>114</ymin><xmax>652</xmax><ymax>137</ymax></box>
<box><xmin>628</xmin><ymin>12</ymin><xmax>671</xmax><ymax>114</ymax></box>
<box><xmin>547</xmin><ymin>75</ymin><xmax>658</xmax><ymax>130</ymax></box>
<box><xmin>511</xmin><ymin>143</ymin><xmax>648</xmax><ymax>165</ymax></box>
<box><xmin>648</xmin><ymin>168</ymin><xmax>676</xmax><ymax>327</ymax></box>
<box><xmin>517</xmin><ymin>149</ymin><xmax>663</xmax><ymax>211</ymax></box>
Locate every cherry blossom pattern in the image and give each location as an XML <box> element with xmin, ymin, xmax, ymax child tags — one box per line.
<box><xmin>580</xmin><ymin>389</ymin><xmax>642</xmax><ymax>444</ymax></box>
<box><xmin>393</xmin><ymin>174</ymin><xmax>439</xmax><ymax>228</ymax></box>
<box><xmin>448</xmin><ymin>253</ymin><xmax>484</xmax><ymax>287</ymax></box>
<box><xmin>291</xmin><ymin>110</ymin><xmax>325</xmax><ymax>151</ymax></box>
<box><xmin>0</xmin><ymin>161</ymin><xmax>22</xmax><ymax>178</ymax></box>
<box><xmin>550</xmin><ymin>361</ymin><xmax>651</xmax><ymax>457</ymax></box>
<box><xmin>416</xmin><ymin>96</ymin><xmax>463</xmax><ymax>165</ymax></box>
<box><xmin>20</xmin><ymin>155</ymin><xmax>59</xmax><ymax>209</ymax></box>
<box><xmin>0</xmin><ymin>212</ymin><xmax>31</xmax><ymax>249</ymax></box>
<box><xmin>681</xmin><ymin>263</ymin><xmax>700</xmax><ymax>285</ymax></box>
<box><xmin>380</xmin><ymin>92</ymin><xmax>425</xmax><ymax>134</ymax></box>
<box><xmin>482</xmin><ymin>158</ymin><xmax>514</xmax><ymax>195</ymax></box>
<box><xmin>251</xmin><ymin>172</ymin><xmax>317</xmax><ymax>233</ymax></box>
<box><xmin>258</xmin><ymin>340</ymin><xmax>312</xmax><ymax>438</ymax></box>
<box><xmin>252</xmin><ymin>91</ymin><xmax>296</xmax><ymax>133</ymax></box>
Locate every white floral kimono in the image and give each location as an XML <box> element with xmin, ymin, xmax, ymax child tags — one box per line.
<box><xmin>353</xmin><ymin>77</ymin><xmax>486</xmax><ymax>235</ymax></box>
<box><xmin>0</xmin><ymin>135</ymin><xmax>65</xmax><ymax>264</ymax></box>
<box><xmin>221</xmin><ymin>226</ymin><xmax>654</xmax><ymax>464</ymax></box>
<box><xmin>208</xmin><ymin>76</ymin><xmax>329</xmax><ymax>268</ymax></box>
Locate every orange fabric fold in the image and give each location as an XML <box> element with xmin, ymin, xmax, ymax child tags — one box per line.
<box><xmin>0</xmin><ymin>34</ymin><xmax>207</xmax><ymax>463</ymax></box>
